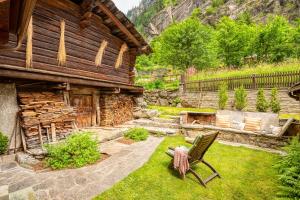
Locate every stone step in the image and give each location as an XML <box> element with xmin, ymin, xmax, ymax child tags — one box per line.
<box><xmin>118</xmin><ymin>124</ymin><xmax>179</xmax><ymax>135</ymax></box>
<box><xmin>82</xmin><ymin>127</ymin><xmax>130</xmax><ymax>143</ymax></box>
<box><xmin>125</xmin><ymin>119</ymin><xmax>180</xmax><ymax>129</ymax></box>
<box><xmin>151</xmin><ymin>117</ymin><xmax>180</xmax><ymax>124</ymax></box>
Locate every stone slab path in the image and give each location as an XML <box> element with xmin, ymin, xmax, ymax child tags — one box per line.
<box><xmin>0</xmin><ymin>136</ymin><xmax>163</xmax><ymax>200</ymax></box>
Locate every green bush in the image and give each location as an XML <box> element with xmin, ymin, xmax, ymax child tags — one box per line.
<box><xmin>144</xmin><ymin>79</ymin><xmax>164</xmax><ymax>90</ymax></box>
<box><xmin>234</xmin><ymin>86</ymin><xmax>247</xmax><ymax>111</ymax></box>
<box><xmin>124</xmin><ymin>128</ymin><xmax>149</xmax><ymax>141</ymax></box>
<box><xmin>256</xmin><ymin>88</ymin><xmax>269</xmax><ymax>112</ymax></box>
<box><xmin>45</xmin><ymin>132</ymin><xmax>100</xmax><ymax>169</ymax></box>
<box><xmin>270</xmin><ymin>88</ymin><xmax>281</xmax><ymax>113</ymax></box>
<box><xmin>274</xmin><ymin>137</ymin><xmax>300</xmax><ymax>199</ymax></box>
<box><xmin>173</xmin><ymin>97</ymin><xmax>182</xmax><ymax>105</ymax></box>
<box><xmin>218</xmin><ymin>83</ymin><xmax>228</xmax><ymax>110</ymax></box>
<box><xmin>206</xmin><ymin>6</ymin><xmax>216</xmax><ymax>15</ymax></box>
<box><xmin>0</xmin><ymin>132</ymin><xmax>8</xmax><ymax>155</ymax></box>
<box><xmin>212</xmin><ymin>0</ymin><xmax>224</xmax><ymax>7</ymax></box>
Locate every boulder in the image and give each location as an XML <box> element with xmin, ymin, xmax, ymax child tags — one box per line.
<box><xmin>159</xmin><ymin>98</ymin><xmax>169</xmax><ymax>106</ymax></box>
<box><xmin>133</xmin><ymin>109</ymin><xmax>159</xmax><ymax>119</ymax></box>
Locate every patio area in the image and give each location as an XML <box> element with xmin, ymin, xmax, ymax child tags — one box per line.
<box><xmin>0</xmin><ymin>136</ymin><xmax>163</xmax><ymax>200</ymax></box>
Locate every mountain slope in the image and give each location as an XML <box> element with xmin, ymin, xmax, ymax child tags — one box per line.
<box><xmin>127</xmin><ymin>0</ymin><xmax>300</xmax><ymax>39</ymax></box>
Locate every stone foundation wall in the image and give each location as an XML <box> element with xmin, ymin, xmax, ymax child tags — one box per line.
<box><xmin>0</xmin><ymin>83</ymin><xmax>21</xmax><ymax>151</ymax></box>
<box><xmin>144</xmin><ymin>88</ymin><xmax>300</xmax><ymax>113</ymax></box>
<box><xmin>100</xmin><ymin>94</ymin><xmax>135</xmax><ymax>126</ymax></box>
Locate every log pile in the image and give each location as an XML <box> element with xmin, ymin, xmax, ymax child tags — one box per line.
<box><xmin>100</xmin><ymin>94</ymin><xmax>134</xmax><ymax>126</ymax></box>
<box><xmin>18</xmin><ymin>92</ymin><xmax>76</xmax><ymax>149</ymax></box>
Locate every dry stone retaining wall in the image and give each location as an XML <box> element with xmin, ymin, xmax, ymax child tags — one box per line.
<box><xmin>144</xmin><ymin>88</ymin><xmax>300</xmax><ymax>113</ymax></box>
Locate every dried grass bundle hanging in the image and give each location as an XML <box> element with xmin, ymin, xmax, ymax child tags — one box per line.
<box><xmin>26</xmin><ymin>17</ymin><xmax>33</xmax><ymax>68</ymax></box>
<box><xmin>115</xmin><ymin>43</ymin><xmax>128</xmax><ymax>69</ymax></box>
<box><xmin>95</xmin><ymin>40</ymin><xmax>108</xmax><ymax>67</ymax></box>
<box><xmin>57</xmin><ymin>20</ymin><xmax>66</xmax><ymax>66</ymax></box>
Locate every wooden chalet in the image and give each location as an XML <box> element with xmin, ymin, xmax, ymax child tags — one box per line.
<box><xmin>0</xmin><ymin>0</ymin><xmax>150</xmax><ymax>151</ymax></box>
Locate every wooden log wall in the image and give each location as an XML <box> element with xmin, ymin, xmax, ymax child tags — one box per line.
<box><xmin>0</xmin><ymin>0</ymin><xmax>135</xmax><ymax>85</ymax></box>
<box><xmin>18</xmin><ymin>91</ymin><xmax>76</xmax><ymax>149</ymax></box>
<box><xmin>100</xmin><ymin>94</ymin><xmax>135</xmax><ymax>126</ymax></box>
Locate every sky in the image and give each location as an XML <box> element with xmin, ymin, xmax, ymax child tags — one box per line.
<box><xmin>112</xmin><ymin>0</ymin><xmax>141</xmax><ymax>14</ymax></box>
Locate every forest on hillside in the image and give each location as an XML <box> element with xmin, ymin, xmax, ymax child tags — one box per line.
<box><xmin>134</xmin><ymin>9</ymin><xmax>300</xmax><ymax>90</ymax></box>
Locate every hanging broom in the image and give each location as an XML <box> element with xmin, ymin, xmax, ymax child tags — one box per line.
<box><xmin>57</xmin><ymin>20</ymin><xmax>66</xmax><ymax>66</ymax></box>
<box><xmin>115</xmin><ymin>43</ymin><xmax>128</xmax><ymax>69</ymax></box>
<box><xmin>95</xmin><ymin>40</ymin><xmax>108</xmax><ymax>67</ymax></box>
<box><xmin>26</xmin><ymin>16</ymin><xmax>33</xmax><ymax>68</ymax></box>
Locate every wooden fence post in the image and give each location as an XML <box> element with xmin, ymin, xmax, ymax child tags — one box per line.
<box><xmin>252</xmin><ymin>74</ymin><xmax>256</xmax><ymax>89</ymax></box>
<box><xmin>181</xmin><ymin>74</ymin><xmax>186</xmax><ymax>93</ymax></box>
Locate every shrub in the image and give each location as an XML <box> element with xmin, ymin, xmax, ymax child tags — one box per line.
<box><xmin>144</xmin><ymin>79</ymin><xmax>164</xmax><ymax>90</ymax></box>
<box><xmin>173</xmin><ymin>97</ymin><xmax>182</xmax><ymax>105</ymax></box>
<box><xmin>234</xmin><ymin>86</ymin><xmax>247</xmax><ymax>111</ymax></box>
<box><xmin>256</xmin><ymin>88</ymin><xmax>269</xmax><ymax>112</ymax></box>
<box><xmin>45</xmin><ymin>132</ymin><xmax>100</xmax><ymax>169</ymax></box>
<box><xmin>218</xmin><ymin>83</ymin><xmax>228</xmax><ymax>110</ymax></box>
<box><xmin>124</xmin><ymin>128</ymin><xmax>149</xmax><ymax>141</ymax></box>
<box><xmin>270</xmin><ymin>88</ymin><xmax>281</xmax><ymax>113</ymax></box>
<box><xmin>0</xmin><ymin>132</ymin><xmax>8</xmax><ymax>155</ymax></box>
<box><xmin>206</xmin><ymin>6</ymin><xmax>216</xmax><ymax>15</ymax></box>
<box><xmin>274</xmin><ymin>137</ymin><xmax>300</xmax><ymax>199</ymax></box>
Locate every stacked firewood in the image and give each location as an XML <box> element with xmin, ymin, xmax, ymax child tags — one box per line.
<box><xmin>100</xmin><ymin>94</ymin><xmax>134</xmax><ymax>126</ymax></box>
<box><xmin>18</xmin><ymin>92</ymin><xmax>76</xmax><ymax>149</ymax></box>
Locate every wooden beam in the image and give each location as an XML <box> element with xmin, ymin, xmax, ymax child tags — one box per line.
<box><xmin>0</xmin><ymin>0</ymin><xmax>10</xmax><ymax>44</ymax></box>
<box><xmin>0</xmin><ymin>65</ymin><xmax>144</xmax><ymax>93</ymax></box>
<box><xmin>96</xmin><ymin>2</ymin><xmax>141</xmax><ymax>47</ymax></box>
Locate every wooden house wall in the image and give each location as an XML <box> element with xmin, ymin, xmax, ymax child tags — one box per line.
<box><xmin>0</xmin><ymin>0</ymin><xmax>136</xmax><ymax>85</ymax></box>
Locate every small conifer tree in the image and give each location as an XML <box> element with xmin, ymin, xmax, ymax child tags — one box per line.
<box><xmin>256</xmin><ymin>88</ymin><xmax>269</xmax><ymax>112</ymax></box>
<box><xmin>234</xmin><ymin>86</ymin><xmax>247</xmax><ymax>111</ymax></box>
<box><xmin>270</xmin><ymin>88</ymin><xmax>281</xmax><ymax>113</ymax></box>
<box><xmin>218</xmin><ymin>83</ymin><xmax>228</xmax><ymax>110</ymax></box>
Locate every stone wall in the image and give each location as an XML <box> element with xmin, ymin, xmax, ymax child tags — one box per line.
<box><xmin>144</xmin><ymin>88</ymin><xmax>300</xmax><ymax>113</ymax></box>
<box><xmin>100</xmin><ymin>94</ymin><xmax>135</xmax><ymax>126</ymax></box>
<box><xmin>144</xmin><ymin>90</ymin><xmax>179</xmax><ymax>106</ymax></box>
<box><xmin>0</xmin><ymin>83</ymin><xmax>21</xmax><ymax>151</ymax></box>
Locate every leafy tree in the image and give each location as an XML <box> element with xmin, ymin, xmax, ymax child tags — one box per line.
<box><xmin>153</xmin><ymin>15</ymin><xmax>218</xmax><ymax>71</ymax></box>
<box><xmin>216</xmin><ymin>17</ymin><xmax>255</xmax><ymax>67</ymax></box>
<box><xmin>270</xmin><ymin>88</ymin><xmax>281</xmax><ymax>113</ymax></box>
<box><xmin>254</xmin><ymin>16</ymin><xmax>294</xmax><ymax>63</ymax></box>
<box><xmin>274</xmin><ymin>137</ymin><xmax>300</xmax><ymax>200</ymax></box>
<box><xmin>135</xmin><ymin>55</ymin><xmax>154</xmax><ymax>71</ymax></box>
<box><xmin>293</xmin><ymin>19</ymin><xmax>300</xmax><ymax>58</ymax></box>
<box><xmin>256</xmin><ymin>88</ymin><xmax>269</xmax><ymax>112</ymax></box>
<box><xmin>218</xmin><ymin>83</ymin><xmax>228</xmax><ymax>110</ymax></box>
<box><xmin>234</xmin><ymin>86</ymin><xmax>247</xmax><ymax>111</ymax></box>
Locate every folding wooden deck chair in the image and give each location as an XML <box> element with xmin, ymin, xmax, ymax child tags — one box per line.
<box><xmin>166</xmin><ymin>131</ymin><xmax>220</xmax><ymax>187</ymax></box>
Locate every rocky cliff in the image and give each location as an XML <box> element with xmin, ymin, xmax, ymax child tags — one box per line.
<box><xmin>127</xmin><ymin>0</ymin><xmax>300</xmax><ymax>39</ymax></box>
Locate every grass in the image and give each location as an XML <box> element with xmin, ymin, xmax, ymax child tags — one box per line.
<box><xmin>95</xmin><ymin>136</ymin><xmax>279</xmax><ymax>200</ymax></box>
<box><xmin>188</xmin><ymin>60</ymin><xmax>300</xmax><ymax>81</ymax></box>
<box><xmin>279</xmin><ymin>113</ymin><xmax>300</xmax><ymax>120</ymax></box>
<box><xmin>148</xmin><ymin>105</ymin><xmax>216</xmax><ymax>117</ymax></box>
<box><xmin>149</xmin><ymin>105</ymin><xmax>300</xmax><ymax>120</ymax></box>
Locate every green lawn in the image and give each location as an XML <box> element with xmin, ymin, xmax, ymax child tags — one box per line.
<box><xmin>95</xmin><ymin>136</ymin><xmax>279</xmax><ymax>200</ymax></box>
<box><xmin>188</xmin><ymin>59</ymin><xmax>300</xmax><ymax>81</ymax></box>
<box><xmin>148</xmin><ymin>105</ymin><xmax>216</xmax><ymax>118</ymax></box>
<box><xmin>148</xmin><ymin>105</ymin><xmax>300</xmax><ymax>120</ymax></box>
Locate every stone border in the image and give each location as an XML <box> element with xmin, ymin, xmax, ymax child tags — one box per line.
<box><xmin>0</xmin><ymin>154</ymin><xmax>16</xmax><ymax>164</ymax></box>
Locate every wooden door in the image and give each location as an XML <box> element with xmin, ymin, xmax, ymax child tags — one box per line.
<box><xmin>70</xmin><ymin>94</ymin><xmax>93</xmax><ymax>128</ymax></box>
